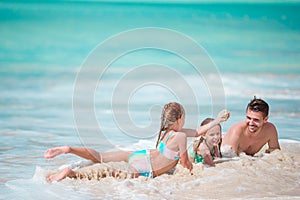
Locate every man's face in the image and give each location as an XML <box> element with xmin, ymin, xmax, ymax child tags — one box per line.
<box><xmin>245</xmin><ymin>108</ymin><xmax>268</xmax><ymax>133</ymax></box>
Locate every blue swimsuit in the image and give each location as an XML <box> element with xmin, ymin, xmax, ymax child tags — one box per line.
<box><xmin>128</xmin><ymin>132</ymin><xmax>180</xmax><ymax>178</ymax></box>
<box><xmin>157</xmin><ymin>132</ymin><xmax>180</xmax><ymax>160</ymax></box>
<box><xmin>128</xmin><ymin>149</ymin><xmax>152</xmax><ymax>178</ymax></box>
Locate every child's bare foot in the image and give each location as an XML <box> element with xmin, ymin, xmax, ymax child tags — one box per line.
<box><xmin>47</xmin><ymin>168</ymin><xmax>72</xmax><ymax>182</ymax></box>
<box><xmin>44</xmin><ymin>146</ymin><xmax>70</xmax><ymax>159</ymax></box>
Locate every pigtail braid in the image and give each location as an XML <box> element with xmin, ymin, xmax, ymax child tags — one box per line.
<box><xmin>156</xmin><ymin>105</ymin><xmax>168</xmax><ymax>148</ymax></box>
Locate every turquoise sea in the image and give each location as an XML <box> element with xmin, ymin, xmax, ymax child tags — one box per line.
<box><xmin>1</xmin><ymin>1</ymin><xmax>300</xmax><ymax>199</ymax></box>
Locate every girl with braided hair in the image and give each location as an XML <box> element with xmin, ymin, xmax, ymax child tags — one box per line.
<box><xmin>44</xmin><ymin>102</ymin><xmax>229</xmax><ymax>182</ymax></box>
<box><xmin>188</xmin><ymin>118</ymin><xmax>223</xmax><ymax>166</ymax></box>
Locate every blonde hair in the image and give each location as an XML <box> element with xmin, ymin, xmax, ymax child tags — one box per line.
<box><xmin>155</xmin><ymin>102</ymin><xmax>185</xmax><ymax>148</ymax></box>
<box><xmin>193</xmin><ymin>118</ymin><xmax>222</xmax><ymax>157</ymax></box>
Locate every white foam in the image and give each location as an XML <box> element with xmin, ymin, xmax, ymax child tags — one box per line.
<box><xmin>279</xmin><ymin>139</ymin><xmax>300</xmax><ymax>144</ymax></box>
<box><xmin>222</xmin><ymin>73</ymin><xmax>300</xmax><ymax>100</ymax></box>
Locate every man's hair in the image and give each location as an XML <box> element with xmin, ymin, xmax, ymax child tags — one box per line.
<box><xmin>246</xmin><ymin>96</ymin><xmax>269</xmax><ymax>118</ymax></box>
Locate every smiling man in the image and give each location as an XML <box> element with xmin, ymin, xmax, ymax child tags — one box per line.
<box><xmin>221</xmin><ymin>97</ymin><xmax>281</xmax><ymax>157</ymax></box>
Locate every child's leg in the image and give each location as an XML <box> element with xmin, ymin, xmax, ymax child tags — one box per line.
<box><xmin>47</xmin><ymin>168</ymin><xmax>75</xmax><ymax>182</ymax></box>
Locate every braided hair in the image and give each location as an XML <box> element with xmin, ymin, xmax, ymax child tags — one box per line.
<box><xmin>155</xmin><ymin>102</ymin><xmax>185</xmax><ymax>148</ymax></box>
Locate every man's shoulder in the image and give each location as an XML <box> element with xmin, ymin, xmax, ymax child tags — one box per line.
<box><xmin>229</xmin><ymin>121</ymin><xmax>247</xmax><ymax>132</ymax></box>
<box><xmin>225</xmin><ymin>121</ymin><xmax>246</xmax><ymax>137</ymax></box>
<box><xmin>263</xmin><ymin>122</ymin><xmax>277</xmax><ymax>133</ymax></box>
<box><xmin>265</xmin><ymin>121</ymin><xmax>276</xmax><ymax>128</ymax></box>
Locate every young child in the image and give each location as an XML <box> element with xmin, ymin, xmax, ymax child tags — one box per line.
<box><xmin>188</xmin><ymin>118</ymin><xmax>222</xmax><ymax>166</ymax></box>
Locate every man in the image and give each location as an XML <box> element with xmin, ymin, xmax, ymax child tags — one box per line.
<box><xmin>221</xmin><ymin>97</ymin><xmax>280</xmax><ymax>157</ymax></box>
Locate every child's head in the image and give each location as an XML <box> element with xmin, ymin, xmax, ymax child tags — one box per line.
<box><xmin>156</xmin><ymin>102</ymin><xmax>185</xmax><ymax>147</ymax></box>
<box><xmin>201</xmin><ymin>118</ymin><xmax>222</xmax><ymax>147</ymax></box>
<box><xmin>160</xmin><ymin>102</ymin><xmax>185</xmax><ymax>132</ymax></box>
<box><xmin>194</xmin><ymin>118</ymin><xmax>222</xmax><ymax>151</ymax></box>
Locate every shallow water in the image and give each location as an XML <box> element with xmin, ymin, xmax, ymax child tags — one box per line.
<box><xmin>2</xmin><ymin>141</ymin><xmax>300</xmax><ymax>200</ymax></box>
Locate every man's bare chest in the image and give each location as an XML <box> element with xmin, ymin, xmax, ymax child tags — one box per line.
<box><xmin>240</xmin><ymin>135</ymin><xmax>267</xmax><ymax>155</ymax></box>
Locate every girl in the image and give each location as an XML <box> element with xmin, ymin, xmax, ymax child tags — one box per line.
<box><xmin>44</xmin><ymin>102</ymin><xmax>229</xmax><ymax>182</ymax></box>
<box><xmin>188</xmin><ymin>118</ymin><xmax>223</xmax><ymax>166</ymax></box>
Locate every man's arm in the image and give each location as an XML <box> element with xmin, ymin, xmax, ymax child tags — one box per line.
<box><xmin>222</xmin><ymin>125</ymin><xmax>242</xmax><ymax>155</ymax></box>
<box><xmin>265</xmin><ymin>123</ymin><xmax>281</xmax><ymax>153</ymax></box>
